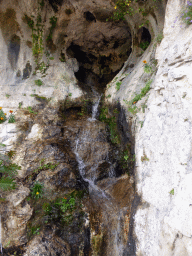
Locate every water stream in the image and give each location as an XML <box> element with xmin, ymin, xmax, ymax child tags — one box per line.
<box><xmin>73</xmin><ymin>94</ymin><xmax>126</xmax><ymax>255</ymax></box>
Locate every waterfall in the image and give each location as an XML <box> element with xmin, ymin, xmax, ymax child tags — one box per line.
<box><xmin>74</xmin><ymin>139</ymin><xmax>108</xmax><ymax>199</ymax></box>
<box><xmin>90</xmin><ymin>96</ymin><xmax>101</xmax><ymax>121</ymax></box>
<box><xmin>0</xmin><ymin>215</ymin><xmax>2</xmax><ymax>255</ymax></box>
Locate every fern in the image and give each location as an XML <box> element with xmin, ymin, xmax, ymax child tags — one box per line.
<box><xmin>0</xmin><ymin>157</ymin><xmax>21</xmax><ymax>191</ymax></box>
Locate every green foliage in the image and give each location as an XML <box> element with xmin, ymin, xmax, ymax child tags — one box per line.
<box><xmin>156</xmin><ymin>32</ymin><xmax>163</xmax><ymax>44</ymax></box>
<box><xmin>144</xmin><ymin>64</ymin><xmax>153</xmax><ymax>73</ymax></box>
<box><xmin>109</xmin><ymin>0</ymin><xmax>134</xmax><ymax>21</ymax></box>
<box><xmin>0</xmin><ymin>108</ymin><xmax>7</xmax><ymax>124</ymax></box>
<box><xmin>5</xmin><ymin>94</ymin><xmax>10</xmax><ymax>98</ymax></box>
<box><xmin>106</xmin><ymin>94</ymin><xmax>111</xmax><ymax>98</ymax></box>
<box><xmin>22</xmin><ymin>14</ymin><xmax>34</xmax><ymax>29</ymax></box>
<box><xmin>120</xmin><ymin>147</ymin><xmax>135</xmax><ymax>173</ymax></box>
<box><xmin>33</xmin><ymin>159</ymin><xmax>58</xmax><ymax>173</ymax></box>
<box><xmin>139</xmin><ymin>41</ymin><xmax>150</xmax><ymax>50</ymax></box>
<box><xmin>31</xmin><ymin>182</ymin><xmax>44</xmax><ymax>199</ymax></box>
<box><xmin>34</xmin><ymin>79</ymin><xmax>43</xmax><ymax>86</ymax></box>
<box><xmin>26</xmin><ymin>106</ymin><xmax>38</xmax><ymax>115</ymax></box>
<box><xmin>132</xmin><ymin>80</ymin><xmax>152</xmax><ymax>104</ymax></box>
<box><xmin>43</xmin><ymin>190</ymin><xmax>86</xmax><ymax>225</ymax></box>
<box><xmin>8</xmin><ymin>114</ymin><xmax>15</xmax><ymax>123</ymax></box>
<box><xmin>0</xmin><ymin>143</ymin><xmax>6</xmax><ymax>147</ymax></box>
<box><xmin>59</xmin><ymin>52</ymin><xmax>66</xmax><ymax>62</ymax></box>
<box><xmin>169</xmin><ymin>189</ymin><xmax>174</xmax><ymax>195</ymax></box>
<box><xmin>46</xmin><ymin>16</ymin><xmax>57</xmax><ymax>42</ymax></box>
<box><xmin>180</xmin><ymin>1</ymin><xmax>192</xmax><ymax>25</ymax></box>
<box><xmin>18</xmin><ymin>102</ymin><xmax>23</xmax><ymax>109</ymax></box>
<box><xmin>0</xmin><ymin>158</ymin><xmax>21</xmax><ymax>191</ymax></box>
<box><xmin>99</xmin><ymin>106</ymin><xmax>120</xmax><ymax>144</ymax></box>
<box><xmin>116</xmin><ymin>81</ymin><xmax>122</xmax><ymax>91</ymax></box>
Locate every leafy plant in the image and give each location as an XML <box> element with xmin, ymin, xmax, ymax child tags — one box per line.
<box><xmin>108</xmin><ymin>0</ymin><xmax>134</xmax><ymax>21</ymax></box>
<box><xmin>0</xmin><ymin>107</ymin><xmax>7</xmax><ymax>124</ymax></box>
<box><xmin>144</xmin><ymin>63</ymin><xmax>153</xmax><ymax>73</ymax></box>
<box><xmin>99</xmin><ymin>106</ymin><xmax>120</xmax><ymax>144</ymax></box>
<box><xmin>43</xmin><ymin>190</ymin><xmax>87</xmax><ymax>225</ymax></box>
<box><xmin>8</xmin><ymin>114</ymin><xmax>15</xmax><ymax>123</ymax></box>
<box><xmin>180</xmin><ymin>1</ymin><xmax>192</xmax><ymax>25</ymax></box>
<box><xmin>31</xmin><ymin>182</ymin><xmax>44</xmax><ymax>199</ymax></box>
<box><xmin>169</xmin><ymin>189</ymin><xmax>174</xmax><ymax>195</ymax></box>
<box><xmin>35</xmin><ymin>79</ymin><xmax>43</xmax><ymax>86</ymax></box>
<box><xmin>0</xmin><ymin>158</ymin><xmax>21</xmax><ymax>191</ymax></box>
<box><xmin>33</xmin><ymin>159</ymin><xmax>58</xmax><ymax>173</ymax></box>
<box><xmin>46</xmin><ymin>16</ymin><xmax>57</xmax><ymax>42</ymax></box>
<box><xmin>5</xmin><ymin>94</ymin><xmax>10</xmax><ymax>98</ymax></box>
<box><xmin>116</xmin><ymin>81</ymin><xmax>122</xmax><ymax>91</ymax></box>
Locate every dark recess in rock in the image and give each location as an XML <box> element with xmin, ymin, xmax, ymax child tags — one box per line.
<box><xmin>8</xmin><ymin>34</ymin><xmax>20</xmax><ymax>70</ymax></box>
<box><xmin>48</xmin><ymin>0</ymin><xmax>64</xmax><ymax>12</ymax></box>
<box><xmin>84</xmin><ymin>11</ymin><xmax>96</xmax><ymax>22</ymax></box>
<box><xmin>23</xmin><ymin>61</ymin><xmax>32</xmax><ymax>79</ymax></box>
<box><xmin>139</xmin><ymin>26</ymin><xmax>151</xmax><ymax>45</ymax></box>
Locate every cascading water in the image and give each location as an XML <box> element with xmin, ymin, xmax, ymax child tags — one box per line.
<box><xmin>72</xmin><ymin>93</ymin><xmax>129</xmax><ymax>255</ymax></box>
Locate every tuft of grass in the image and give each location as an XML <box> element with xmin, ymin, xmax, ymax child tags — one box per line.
<box><xmin>169</xmin><ymin>189</ymin><xmax>174</xmax><ymax>195</ymax></box>
<box><xmin>5</xmin><ymin>94</ymin><xmax>11</xmax><ymax>98</ymax></box>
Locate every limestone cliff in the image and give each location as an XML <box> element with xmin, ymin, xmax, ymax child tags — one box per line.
<box><xmin>1</xmin><ymin>0</ymin><xmax>192</xmax><ymax>255</ymax></box>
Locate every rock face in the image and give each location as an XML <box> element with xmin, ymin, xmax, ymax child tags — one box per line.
<box><xmin>3</xmin><ymin>0</ymin><xmax>192</xmax><ymax>255</ymax></box>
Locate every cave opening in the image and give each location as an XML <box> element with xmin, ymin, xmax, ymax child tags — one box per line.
<box><xmin>66</xmin><ymin>39</ymin><xmax>131</xmax><ymax>93</ymax></box>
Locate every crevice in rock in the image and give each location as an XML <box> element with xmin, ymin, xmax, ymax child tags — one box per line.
<box><xmin>84</xmin><ymin>11</ymin><xmax>96</xmax><ymax>22</ymax></box>
<box><xmin>8</xmin><ymin>34</ymin><xmax>20</xmax><ymax>70</ymax></box>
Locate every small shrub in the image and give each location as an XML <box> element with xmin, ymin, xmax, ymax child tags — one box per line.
<box><xmin>169</xmin><ymin>189</ymin><xmax>174</xmax><ymax>195</ymax></box>
<box><xmin>31</xmin><ymin>182</ymin><xmax>44</xmax><ymax>199</ymax></box>
<box><xmin>180</xmin><ymin>1</ymin><xmax>192</xmax><ymax>25</ymax></box>
<box><xmin>5</xmin><ymin>94</ymin><xmax>10</xmax><ymax>98</ymax></box>
<box><xmin>35</xmin><ymin>79</ymin><xmax>43</xmax><ymax>86</ymax></box>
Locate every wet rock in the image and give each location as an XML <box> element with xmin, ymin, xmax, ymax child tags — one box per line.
<box><xmin>24</xmin><ymin>228</ymin><xmax>71</xmax><ymax>256</ymax></box>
